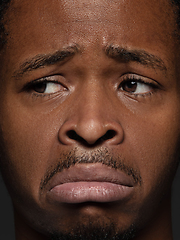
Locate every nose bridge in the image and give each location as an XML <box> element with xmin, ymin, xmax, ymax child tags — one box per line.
<box><xmin>70</xmin><ymin>81</ymin><xmax>110</xmax><ymax>145</ymax></box>
<box><xmin>77</xmin><ymin>81</ymin><xmax>107</xmax><ymax>124</ymax></box>
<box><xmin>58</xmin><ymin>78</ymin><xmax>124</xmax><ymax>146</ymax></box>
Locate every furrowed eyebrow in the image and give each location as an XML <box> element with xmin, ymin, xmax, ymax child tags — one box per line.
<box><xmin>14</xmin><ymin>44</ymin><xmax>80</xmax><ymax>79</ymax></box>
<box><xmin>105</xmin><ymin>45</ymin><xmax>167</xmax><ymax>71</ymax></box>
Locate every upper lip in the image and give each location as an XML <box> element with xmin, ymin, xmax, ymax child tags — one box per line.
<box><xmin>46</xmin><ymin>163</ymin><xmax>135</xmax><ymax>191</ymax></box>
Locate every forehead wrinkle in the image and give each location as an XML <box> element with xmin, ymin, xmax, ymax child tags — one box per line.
<box><xmin>104</xmin><ymin>44</ymin><xmax>167</xmax><ymax>72</ymax></box>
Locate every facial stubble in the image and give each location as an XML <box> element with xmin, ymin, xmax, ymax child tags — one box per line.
<box><xmin>40</xmin><ymin>148</ymin><xmax>141</xmax><ymax>240</ymax></box>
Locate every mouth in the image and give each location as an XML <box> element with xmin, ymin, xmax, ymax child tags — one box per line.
<box><xmin>46</xmin><ymin>163</ymin><xmax>135</xmax><ymax>204</ymax></box>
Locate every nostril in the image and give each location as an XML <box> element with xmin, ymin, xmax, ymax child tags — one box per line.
<box><xmin>67</xmin><ymin>130</ymin><xmax>88</xmax><ymax>145</ymax></box>
<box><xmin>67</xmin><ymin>129</ymin><xmax>117</xmax><ymax>146</ymax></box>
<box><xmin>99</xmin><ymin>130</ymin><xmax>116</xmax><ymax>141</ymax></box>
<box><xmin>67</xmin><ymin>130</ymin><xmax>82</xmax><ymax>141</ymax></box>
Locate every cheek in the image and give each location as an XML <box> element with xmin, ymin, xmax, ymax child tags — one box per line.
<box><xmin>126</xmin><ymin>108</ymin><xmax>180</xmax><ymax>197</ymax></box>
<box><xmin>0</xmin><ymin>106</ymin><xmax>60</xmax><ymax>204</ymax></box>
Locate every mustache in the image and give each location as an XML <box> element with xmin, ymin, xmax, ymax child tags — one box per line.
<box><xmin>40</xmin><ymin>148</ymin><xmax>142</xmax><ymax>191</ymax></box>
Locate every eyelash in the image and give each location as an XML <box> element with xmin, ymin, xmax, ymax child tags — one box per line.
<box><xmin>24</xmin><ymin>77</ymin><xmax>67</xmax><ymax>98</ymax></box>
<box><xmin>24</xmin><ymin>74</ymin><xmax>159</xmax><ymax>102</ymax></box>
<box><xmin>119</xmin><ymin>74</ymin><xmax>159</xmax><ymax>98</ymax></box>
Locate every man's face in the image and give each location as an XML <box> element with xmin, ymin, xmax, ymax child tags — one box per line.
<box><xmin>0</xmin><ymin>0</ymin><xmax>180</xmax><ymax>239</ymax></box>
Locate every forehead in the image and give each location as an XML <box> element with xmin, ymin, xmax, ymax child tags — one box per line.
<box><xmin>2</xmin><ymin>0</ymin><xmax>178</xmax><ymax>73</ymax></box>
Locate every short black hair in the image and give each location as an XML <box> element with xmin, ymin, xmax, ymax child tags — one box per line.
<box><xmin>171</xmin><ymin>0</ymin><xmax>180</xmax><ymax>28</ymax></box>
<box><xmin>0</xmin><ymin>0</ymin><xmax>180</xmax><ymax>49</ymax></box>
<box><xmin>0</xmin><ymin>0</ymin><xmax>11</xmax><ymax>49</ymax></box>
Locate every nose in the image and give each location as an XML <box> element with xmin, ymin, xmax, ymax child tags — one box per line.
<box><xmin>59</xmin><ymin>118</ymin><xmax>124</xmax><ymax>146</ymax></box>
<box><xmin>58</xmin><ymin>104</ymin><xmax>124</xmax><ymax>147</ymax></box>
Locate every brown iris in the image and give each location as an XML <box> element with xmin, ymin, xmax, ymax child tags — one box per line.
<box><xmin>122</xmin><ymin>81</ymin><xmax>137</xmax><ymax>93</ymax></box>
<box><xmin>32</xmin><ymin>82</ymin><xmax>47</xmax><ymax>93</ymax></box>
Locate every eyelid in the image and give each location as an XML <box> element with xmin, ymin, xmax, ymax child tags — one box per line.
<box><xmin>118</xmin><ymin>73</ymin><xmax>160</xmax><ymax>98</ymax></box>
<box><xmin>24</xmin><ymin>75</ymin><xmax>68</xmax><ymax>91</ymax></box>
<box><xmin>120</xmin><ymin>73</ymin><xmax>161</xmax><ymax>88</ymax></box>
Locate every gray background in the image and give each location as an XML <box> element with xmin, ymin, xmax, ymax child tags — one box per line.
<box><xmin>0</xmin><ymin>165</ymin><xmax>180</xmax><ymax>240</ymax></box>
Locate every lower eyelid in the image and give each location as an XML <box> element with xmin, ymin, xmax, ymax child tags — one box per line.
<box><xmin>30</xmin><ymin>88</ymin><xmax>69</xmax><ymax>101</ymax></box>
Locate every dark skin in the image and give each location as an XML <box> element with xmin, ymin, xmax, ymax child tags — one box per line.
<box><xmin>0</xmin><ymin>0</ymin><xmax>180</xmax><ymax>239</ymax></box>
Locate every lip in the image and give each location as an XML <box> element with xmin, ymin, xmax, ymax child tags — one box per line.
<box><xmin>46</xmin><ymin>163</ymin><xmax>135</xmax><ymax>204</ymax></box>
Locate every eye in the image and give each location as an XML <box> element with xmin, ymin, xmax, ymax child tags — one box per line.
<box><xmin>32</xmin><ymin>81</ymin><xmax>64</xmax><ymax>94</ymax></box>
<box><xmin>26</xmin><ymin>78</ymin><xmax>67</xmax><ymax>95</ymax></box>
<box><xmin>121</xmin><ymin>81</ymin><xmax>152</xmax><ymax>94</ymax></box>
<box><xmin>119</xmin><ymin>75</ymin><xmax>157</xmax><ymax>95</ymax></box>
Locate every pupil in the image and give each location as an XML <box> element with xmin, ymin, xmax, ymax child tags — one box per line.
<box><xmin>124</xmin><ymin>81</ymin><xmax>137</xmax><ymax>92</ymax></box>
<box><xmin>33</xmin><ymin>82</ymin><xmax>47</xmax><ymax>93</ymax></box>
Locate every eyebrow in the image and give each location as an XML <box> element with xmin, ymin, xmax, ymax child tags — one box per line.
<box><xmin>105</xmin><ymin>45</ymin><xmax>167</xmax><ymax>71</ymax></box>
<box><xmin>14</xmin><ymin>44</ymin><xmax>81</xmax><ymax>79</ymax></box>
<box><xmin>14</xmin><ymin>43</ymin><xmax>167</xmax><ymax>79</ymax></box>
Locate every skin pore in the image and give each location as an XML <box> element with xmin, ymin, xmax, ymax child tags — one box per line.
<box><xmin>0</xmin><ymin>0</ymin><xmax>180</xmax><ymax>239</ymax></box>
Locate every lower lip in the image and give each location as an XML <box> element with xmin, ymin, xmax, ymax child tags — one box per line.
<box><xmin>47</xmin><ymin>182</ymin><xmax>133</xmax><ymax>204</ymax></box>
